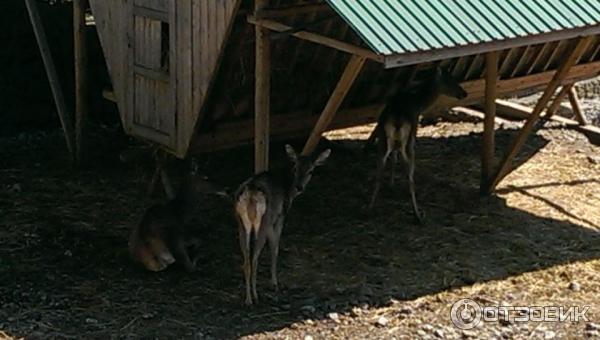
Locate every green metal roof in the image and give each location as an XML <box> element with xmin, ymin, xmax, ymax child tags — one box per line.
<box><xmin>326</xmin><ymin>0</ymin><xmax>600</xmax><ymax>68</ymax></box>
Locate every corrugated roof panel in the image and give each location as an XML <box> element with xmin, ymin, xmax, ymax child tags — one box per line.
<box><xmin>327</xmin><ymin>0</ymin><xmax>600</xmax><ymax>56</ymax></box>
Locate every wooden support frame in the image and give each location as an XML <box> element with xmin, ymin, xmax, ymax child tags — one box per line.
<box><xmin>247</xmin><ymin>17</ymin><xmax>382</xmax><ymax>62</ymax></box>
<box><xmin>74</xmin><ymin>0</ymin><xmax>88</xmax><ymax>164</ymax></box>
<box><xmin>489</xmin><ymin>36</ymin><xmax>594</xmax><ymax>191</ymax></box>
<box><xmin>255</xmin><ymin>2</ymin><xmax>331</xmax><ymax>19</ymax></box>
<box><xmin>254</xmin><ymin>0</ymin><xmax>271</xmax><ymax>173</ymax></box>
<box><xmin>301</xmin><ymin>55</ymin><xmax>366</xmax><ymax>155</ymax></box>
<box><xmin>481</xmin><ymin>51</ymin><xmax>498</xmax><ymax>195</ymax></box>
<box><xmin>545</xmin><ymin>83</ymin><xmax>573</xmax><ymax>119</ymax></box>
<box><xmin>25</xmin><ymin>0</ymin><xmax>76</xmax><ymax>161</ymax></box>
<box><xmin>568</xmin><ymin>86</ymin><xmax>588</xmax><ymax>125</ymax></box>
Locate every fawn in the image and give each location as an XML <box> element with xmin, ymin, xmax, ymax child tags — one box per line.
<box><xmin>129</xmin><ymin>160</ymin><xmax>227</xmax><ymax>272</ymax></box>
<box><xmin>366</xmin><ymin>66</ymin><xmax>467</xmax><ymax>220</ymax></box>
<box><xmin>234</xmin><ymin>145</ymin><xmax>331</xmax><ymax>305</ymax></box>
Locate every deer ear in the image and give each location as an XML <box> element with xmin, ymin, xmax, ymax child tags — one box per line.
<box><xmin>314</xmin><ymin>149</ymin><xmax>331</xmax><ymax>167</ymax></box>
<box><xmin>285</xmin><ymin>144</ymin><xmax>298</xmax><ymax>162</ymax></box>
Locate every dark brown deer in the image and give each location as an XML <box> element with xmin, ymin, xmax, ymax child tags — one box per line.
<box><xmin>234</xmin><ymin>145</ymin><xmax>331</xmax><ymax>305</ymax></box>
<box><xmin>366</xmin><ymin>66</ymin><xmax>467</xmax><ymax>220</ymax></box>
<box><xmin>129</xmin><ymin>160</ymin><xmax>228</xmax><ymax>272</ymax></box>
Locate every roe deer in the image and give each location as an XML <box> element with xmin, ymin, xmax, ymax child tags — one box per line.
<box><xmin>235</xmin><ymin>145</ymin><xmax>331</xmax><ymax>305</ymax></box>
<box><xmin>366</xmin><ymin>66</ymin><xmax>467</xmax><ymax>220</ymax></box>
<box><xmin>129</xmin><ymin>160</ymin><xmax>227</xmax><ymax>272</ymax></box>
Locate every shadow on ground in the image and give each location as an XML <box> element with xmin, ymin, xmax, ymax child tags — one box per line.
<box><xmin>1</xmin><ymin>126</ymin><xmax>598</xmax><ymax>339</ymax></box>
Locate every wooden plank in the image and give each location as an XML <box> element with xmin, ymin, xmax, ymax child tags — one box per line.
<box><xmin>568</xmin><ymin>86</ymin><xmax>588</xmax><ymax>125</ymax></box>
<box><xmin>545</xmin><ymin>84</ymin><xmax>573</xmax><ymax>119</ymax></box>
<box><xmin>432</xmin><ymin>60</ymin><xmax>600</xmax><ymax>112</ymax></box>
<box><xmin>74</xmin><ymin>0</ymin><xmax>88</xmax><ymax>164</ymax></box>
<box><xmin>510</xmin><ymin>45</ymin><xmax>532</xmax><ymax>78</ymax></box>
<box><xmin>526</xmin><ymin>42</ymin><xmax>552</xmax><ymax>74</ymax></box>
<box><xmin>132</xmin><ymin>5</ymin><xmax>170</xmax><ymax>23</ymax></box>
<box><xmin>255</xmin><ymin>0</ymin><xmax>270</xmax><ymax>173</ymax></box>
<box><xmin>481</xmin><ymin>51</ymin><xmax>498</xmax><ymax>195</ymax></box>
<box><xmin>189</xmin><ymin>59</ymin><xmax>600</xmax><ymax>154</ymax></box>
<box><xmin>301</xmin><ymin>55</ymin><xmax>366</xmax><ymax>155</ymax></box>
<box><xmin>24</xmin><ymin>0</ymin><xmax>76</xmax><ymax>161</ymax></box>
<box><xmin>489</xmin><ymin>36</ymin><xmax>594</xmax><ymax>191</ymax></box>
<box><xmin>184</xmin><ymin>0</ymin><xmax>241</xmax><ymax>157</ymax></box>
<box><xmin>256</xmin><ymin>2</ymin><xmax>331</xmax><ymax>19</ymax></box>
<box><xmin>248</xmin><ymin>17</ymin><xmax>383</xmax><ymax>62</ymax></box>
<box><xmin>191</xmin><ymin>104</ymin><xmax>382</xmax><ymax>154</ymax></box>
<box><xmin>465</xmin><ymin>54</ymin><xmax>484</xmax><ymax>80</ymax></box>
<box><xmin>492</xmin><ymin>100</ymin><xmax>600</xmax><ymax>144</ymax></box>
<box><xmin>176</xmin><ymin>0</ymin><xmax>193</xmax><ymax>155</ymax></box>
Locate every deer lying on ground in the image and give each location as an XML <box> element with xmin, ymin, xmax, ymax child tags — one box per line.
<box><xmin>129</xmin><ymin>160</ymin><xmax>227</xmax><ymax>272</ymax></box>
<box><xmin>234</xmin><ymin>145</ymin><xmax>331</xmax><ymax>305</ymax></box>
<box><xmin>366</xmin><ymin>66</ymin><xmax>467</xmax><ymax>220</ymax></box>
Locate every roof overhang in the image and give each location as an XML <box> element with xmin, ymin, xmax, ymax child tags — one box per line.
<box><xmin>383</xmin><ymin>24</ymin><xmax>600</xmax><ymax>69</ymax></box>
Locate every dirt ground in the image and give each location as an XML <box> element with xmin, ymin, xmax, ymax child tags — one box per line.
<box><xmin>1</xmin><ymin>103</ymin><xmax>600</xmax><ymax>339</ymax></box>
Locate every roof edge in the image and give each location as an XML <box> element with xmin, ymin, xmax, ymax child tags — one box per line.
<box><xmin>383</xmin><ymin>24</ymin><xmax>600</xmax><ymax>69</ymax></box>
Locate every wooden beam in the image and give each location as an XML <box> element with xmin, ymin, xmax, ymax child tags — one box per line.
<box><xmin>255</xmin><ymin>2</ymin><xmax>330</xmax><ymax>19</ymax></box>
<box><xmin>489</xmin><ymin>36</ymin><xmax>594</xmax><ymax>191</ymax></box>
<box><xmin>102</xmin><ymin>89</ymin><xmax>117</xmax><ymax>103</ymax></box>
<box><xmin>25</xmin><ymin>0</ymin><xmax>76</xmax><ymax>161</ymax></box>
<box><xmin>302</xmin><ymin>55</ymin><xmax>366</xmax><ymax>155</ymax></box>
<box><xmin>453</xmin><ymin>106</ymin><xmax>517</xmax><ymax>126</ymax></box>
<box><xmin>189</xmin><ymin>59</ymin><xmax>600</xmax><ymax>155</ymax></box>
<box><xmin>384</xmin><ymin>27</ymin><xmax>600</xmax><ymax>69</ymax></box>
<box><xmin>191</xmin><ymin>104</ymin><xmax>382</xmax><ymax>154</ymax></box>
<box><xmin>255</xmin><ymin>0</ymin><xmax>271</xmax><ymax>173</ymax></box>
<box><xmin>481</xmin><ymin>51</ymin><xmax>498</xmax><ymax>195</ymax></box>
<box><xmin>493</xmin><ymin>100</ymin><xmax>600</xmax><ymax>147</ymax></box>
<box><xmin>74</xmin><ymin>0</ymin><xmax>88</xmax><ymax>165</ymax></box>
<box><xmin>568</xmin><ymin>86</ymin><xmax>588</xmax><ymax>125</ymax></box>
<box><xmin>545</xmin><ymin>83</ymin><xmax>573</xmax><ymax>119</ymax></box>
<box><xmin>247</xmin><ymin>16</ymin><xmax>382</xmax><ymax>62</ymax></box>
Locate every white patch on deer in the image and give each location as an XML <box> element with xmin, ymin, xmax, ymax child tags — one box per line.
<box><xmin>236</xmin><ymin>189</ymin><xmax>267</xmax><ymax>234</ymax></box>
<box><xmin>158</xmin><ymin>250</ymin><xmax>176</xmax><ymax>266</ymax></box>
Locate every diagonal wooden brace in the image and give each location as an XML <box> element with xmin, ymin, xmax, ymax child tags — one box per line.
<box><xmin>25</xmin><ymin>0</ymin><xmax>76</xmax><ymax>161</ymax></box>
<box><xmin>489</xmin><ymin>36</ymin><xmax>594</xmax><ymax>191</ymax></box>
<box><xmin>302</xmin><ymin>55</ymin><xmax>366</xmax><ymax>155</ymax></box>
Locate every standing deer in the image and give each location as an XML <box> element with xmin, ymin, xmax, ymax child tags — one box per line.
<box><xmin>129</xmin><ymin>160</ymin><xmax>228</xmax><ymax>272</ymax></box>
<box><xmin>366</xmin><ymin>66</ymin><xmax>467</xmax><ymax>220</ymax></box>
<box><xmin>235</xmin><ymin>145</ymin><xmax>331</xmax><ymax>305</ymax></box>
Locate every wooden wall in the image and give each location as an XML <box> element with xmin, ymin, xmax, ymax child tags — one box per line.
<box><xmin>90</xmin><ymin>0</ymin><xmax>240</xmax><ymax>156</ymax></box>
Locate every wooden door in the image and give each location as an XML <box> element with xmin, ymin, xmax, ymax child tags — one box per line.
<box><xmin>127</xmin><ymin>0</ymin><xmax>177</xmax><ymax>148</ymax></box>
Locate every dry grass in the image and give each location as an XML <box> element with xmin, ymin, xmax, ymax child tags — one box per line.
<box><xmin>1</xmin><ymin>115</ymin><xmax>599</xmax><ymax>339</ymax></box>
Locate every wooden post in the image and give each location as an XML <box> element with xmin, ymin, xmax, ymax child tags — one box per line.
<box><xmin>74</xmin><ymin>0</ymin><xmax>88</xmax><ymax>164</ymax></box>
<box><xmin>545</xmin><ymin>83</ymin><xmax>573</xmax><ymax>119</ymax></box>
<box><xmin>25</xmin><ymin>0</ymin><xmax>76</xmax><ymax>161</ymax></box>
<box><xmin>481</xmin><ymin>51</ymin><xmax>498</xmax><ymax>195</ymax></box>
<box><xmin>568</xmin><ymin>86</ymin><xmax>588</xmax><ymax>125</ymax></box>
<box><xmin>254</xmin><ymin>0</ymin><xmax>270</xmax><ymax>173</ymax></box>
<box><xmin>302</xmin><ymin>55</ymin><xmax>366</xmax><ymax>155</ymax></box>
<box><xmin>489</xmin><ymin>36</ymin><xmax>593</xmax><ymax>191</ymax></box>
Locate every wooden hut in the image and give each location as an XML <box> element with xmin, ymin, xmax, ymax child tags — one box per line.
<box><xmin>27</xmin><ymin>0</ymin><xmax>600</xmax><ymax>192</ymax></box>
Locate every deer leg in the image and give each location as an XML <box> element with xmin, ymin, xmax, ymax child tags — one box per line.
<box><xmin>406</xmin><ymin>137</ymin><xmax>422</xmax><ymax>222</ymax></box>
<box><xmin>268</xmin><ymin>219</ymin><xmax>284</xmax><ymax>291</ymax></box>
<box><xmin>368</xmin><ymin>137</ymin><xmax>392</xmax><ymax>210</ymax></box>
<box><xmin>238</xmin><ymin>221</ymin><xmax>253</xmax><ymax>305</ymax></box>
<box><xmin>389</xmin><ymin>149</ymin><xmax>398</xmax><ymax>186</ymax></box>
<box><xmin>252</xmin><ymin>231</ymin><xmax>268</xmax><ymax>303</ymax></box>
